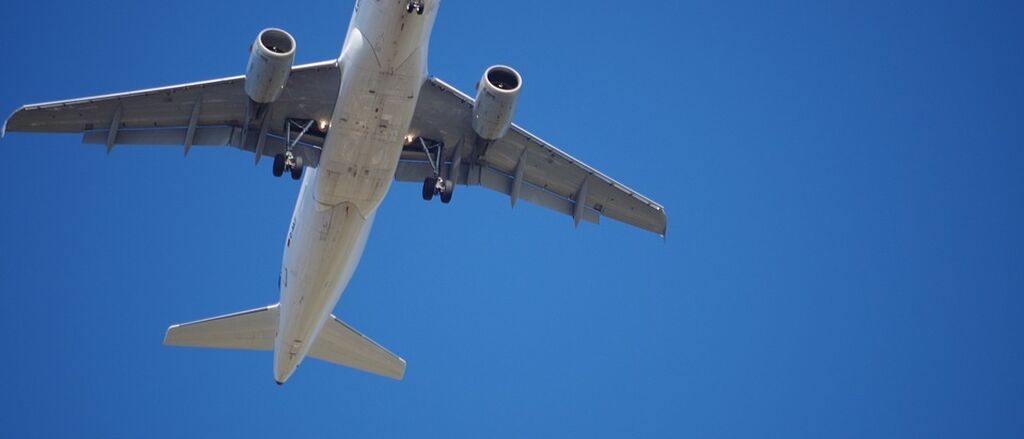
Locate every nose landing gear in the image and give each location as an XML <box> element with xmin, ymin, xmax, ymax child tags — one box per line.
<box><xmin>406</xmin><ymin>0</ymin><xmax>424</xmax><ymax>15</ymax></box>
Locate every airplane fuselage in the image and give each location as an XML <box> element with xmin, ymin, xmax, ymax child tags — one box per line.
<box><xmin>273</xmin><ymin>0</ymin><xmax>438</xmax><ymax>384</ymax></box>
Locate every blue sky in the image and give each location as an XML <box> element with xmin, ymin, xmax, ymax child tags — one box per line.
<box><xmin>1</xmin><ymin>0</ymin><xmax>1022</xmax><ymax>437</ymax></box>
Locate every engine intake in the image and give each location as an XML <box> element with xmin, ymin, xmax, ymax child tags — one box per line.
<box><xmin>244</xmin><ymin>28</ymin><xmax>296</xmax><ymax>104</ymax></box>
<box><xmin>472</xmin><ymin>65</ymin><xmax>522</xmax><ymax>140</ymax></box>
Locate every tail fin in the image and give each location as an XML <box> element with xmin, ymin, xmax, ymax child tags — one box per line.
<box><xmin>309</xmin><ymin>315</ymin><xmax>406</xmax><ymax>380</ymax></box>
<box><xmin>164</xmin><ymin>304</ymin><xmax>278</xmax><ymax>350</ymax></box>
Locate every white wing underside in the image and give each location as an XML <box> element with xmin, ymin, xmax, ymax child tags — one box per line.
<box><xmin>4</xmin><ymin>61</ymin><xmax>665</xmax><ymax>234</ymax></box>
<box><xmin>3</xmin><ymin>61</ymin><xmax>341</xmax><ymax>167</ymax></box>
<box><xmin>403</xmin><ymin>78</ymin><xmax>667</xmax><ymax>235</ymax></box>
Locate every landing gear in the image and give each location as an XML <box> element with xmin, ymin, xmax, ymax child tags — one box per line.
<box><xmin>273</xmin><ymin>153</ymin><xmax>286</xmax><ymax>177</ymax></box>
<box><xmin>271</xmin><ymin>118</ymin><xmax>316</xmax><ymax>180</ymax></box>
<box><xmin>421</xmin><ymin>176</ymin><xmax>454</xmax><ymax>203</ymax></box>
<box><xmin>290</xmin><ymin>155</ymin><xmax>304</xmax><ymax>180</ymax></box>
<box><xmin>414</xmin><ymin>136</ymin><xmax>455</xmax><ymax>204</ymax></box>
<box><xmin>422</xmin><ymin>177</ymin><xmax>436</xmax><ymax>201</ymax></box>
<box><xmin>272</xmin><ymin>151</ymin><xmax>303</xmax><ymax>180</ymax></box>
<box><xmin>406</xmin><ymin>0</ymin><xmax>424</xmax><ymax>15</ymax></box>
<box><xmin>440</xmin><ymin>179</ymin><xmax>454</xmax><ymax>204</ymax></box>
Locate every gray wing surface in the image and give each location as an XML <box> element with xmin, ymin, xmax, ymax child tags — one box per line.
<box><xmin>3</xmin><ymin>60</ymin><xmax>341</xmax><ymax>167</ymax></box>
<box><xmin>401</xmin><ymin>77</ymin><xmax>667</xmax><ymax>236</ymax></box>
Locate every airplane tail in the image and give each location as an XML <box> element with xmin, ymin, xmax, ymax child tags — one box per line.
<box><xmin>164</xmin><ymin>304</ymin><xmax>406</xmax><ymax>380</ymax></box>
<box><xmin>164</xmin><ymin>304</ymin><xmax>279</xmax><ymax>350</ymax></box>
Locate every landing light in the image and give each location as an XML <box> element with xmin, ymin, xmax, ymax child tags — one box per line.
<box><xmin>318</xmin><ymin>120</ymin><xmax>329</xmax><ymax>131</ymax></box>
<box><xmin>405</xmin><ymin>134</ymin><xmax>415</xmax><ymax>144</ymax></box>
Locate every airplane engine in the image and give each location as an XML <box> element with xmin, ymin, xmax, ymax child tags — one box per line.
<box><xmin>244</xmin><ymin>28</ymin><xmax>296</xmax><ymax>104</ymax></box>
<box><xmin>472</xmin><ymin>65</ymin><xmax>522</xmax><ymax>140</ymax></box>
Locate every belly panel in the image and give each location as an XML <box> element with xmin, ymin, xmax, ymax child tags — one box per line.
<box><xmin>314</xmin><ymin>27</ymin><xmax>426</xmax><ymax>214</ymax></box>
<box><xmin>274</xmin><ymin>169</ymin><xmax>376</xmax><ymax>381</ymax></box>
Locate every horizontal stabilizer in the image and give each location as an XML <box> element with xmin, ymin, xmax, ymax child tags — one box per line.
<box><xmin>164</xmin><ymin>304</ymin><xmax>278</xmax><ymax>350</ymax></box>
<box><xmin>309</xmin><ymin>315</ymin><xmax>406</xmax><ymax>380</ymax></box>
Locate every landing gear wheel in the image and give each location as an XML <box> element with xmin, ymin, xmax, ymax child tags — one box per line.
<box><xmin>440</xmin><ymin>179</ymin><xmax>454</xmax><ymax>204</ymax></box>
<box><xmin>290</xmin><ymin>155</ymin><xmax>304</xmax><ymax>180</ymax></box>
<box><xmin>416</xmin><ymin>4</ymin><xmax>424</xmax><ymax>14</ymax></box>
<box><xmin>272</xmin><ymin>154</ymin><xmax>286</xmax><ymax>177</ymax></box>
<box><xmin>407</xmin><ymin>0</ymin><xmax>424</xmax><ymax>14</ymax></box>
<box><xmin>422</xmin><ymin>177</ymin><xmax>437</xmax><ymax>201</ymax></box>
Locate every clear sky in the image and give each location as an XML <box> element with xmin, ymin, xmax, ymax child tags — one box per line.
<box><xmin>1</xmin><ymin>0</ymin><xmax>1022</xmax><ymax>437</ymax></box>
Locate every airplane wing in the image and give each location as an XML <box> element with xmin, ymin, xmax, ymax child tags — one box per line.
<box><xmin>400</xmin><ymin>77</ymin><xmax>668</xmax><ymax>236</ymax></box>
<box><xmin>2</xmin><ymin>60</ymin><xmax>341</xmax><ymax>167</ymax></box>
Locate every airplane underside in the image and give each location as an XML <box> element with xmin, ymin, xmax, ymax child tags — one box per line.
<box><xmin>3</xmin><ymin>0</ymin><xmax>666</xmax><ymax>384</ymax></box>
<box><xmin>169</xmin><ymin>1</ymin><xmax>432</xmax><ymax>383</ymax></box>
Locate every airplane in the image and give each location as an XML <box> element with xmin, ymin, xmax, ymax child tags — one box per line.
<box><xmin>2</xmin><ymin>0</ymin><xmax>667</xmax><ymax>385</ymax></box>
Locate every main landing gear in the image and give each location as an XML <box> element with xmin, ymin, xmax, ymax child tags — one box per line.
<box><xmin>406</xmin><ymin>0</ymin><xmax>424</xmax><ymax>15</ymax></box>
<box><xmin>271</xmin><ymin>118</ymin><xmax>317</xmax><ymax>180</ymax></box>
<box><xmin>415</xmin><ymin>136</ymin><xmax>454</xmax><ymax>204</ymax></box>
<box><xmin>272</xmin><ymin>151</ymin><xmax>303</xmax><ymax>180</ymax></box>
<box><xmin>422</xmin><ymin>176</ymin><xmax>453</xmax><ymax>203</ymax></box>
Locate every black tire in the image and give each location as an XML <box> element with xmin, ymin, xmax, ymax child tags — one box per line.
<box><xmin>272</xmin><ymin>154</ymin><xmax>285</xmax><ymax>177</ymax></box>
<box><xmin>290</xmin><ymin>155</ymin><xmax>304</xmax><ymax>180</ymax></box>
<box><xmin>406</xmin><ymin>3</ymin><xmax>414</xmax><ymax>12</ymax></box>
<box><xmin>416</xmin><ymin>6</ymin><xmax>424</xmax><ymax>15</ymax></box>
<box><xmin>440</xmin><ymin>179</ymin><xmax>454</xmax><ymax>204</ymax></box>
<box><xmin>422</xmin><ymin>177</ymin><xmax>436</xmax><ymax>201</ymax></box>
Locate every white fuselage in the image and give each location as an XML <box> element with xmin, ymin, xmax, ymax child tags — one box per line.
<box><xmin>273</xmin><ymin>0</ymin><xmax>438</xmax><ymax>383</ymax></box>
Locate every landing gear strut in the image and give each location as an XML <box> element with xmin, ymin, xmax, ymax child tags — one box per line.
<box><xmin>415</xmin><ymin>137</ymin><xmax>454</xmax><ymax>204</ymax></box>
<box><xmin>406</xmin><ymin>0</ymin><xmax>424</xmax><ymax>15</ymax></box>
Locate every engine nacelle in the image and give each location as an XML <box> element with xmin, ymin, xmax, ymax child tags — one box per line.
<box><xmin>472</xmin><ymin>65</ymin><xmax>522</xmax><ymax>140</ymax></box>
<box><xmin>244</xmin><ymin>28</ymin><xmax>296</xmax><ymax>104</ymax></box>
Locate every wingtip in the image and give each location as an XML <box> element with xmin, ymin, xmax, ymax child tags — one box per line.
<box><xmin>2</xmin><ymin>105</ymin><xmax>31</xmax><ymax>139</ymax></box>
<box><xmin>657</xmin><ymin>207</ymin><xmax>669</xmax><ymax>240</ymax></box>
<box><xmin>2</xmin><ymin>108</ymin><xmax>15</xmax><ymax>140</ymax></box>
<box><xmin>392</xmin><ymin>358</ymin><xmax>408</xmax><ymax>381</ymax></box>
<box><xmin>162</xmin><ymin>324</ymin><xmax>180</xmax><ymax>346</ymax></box>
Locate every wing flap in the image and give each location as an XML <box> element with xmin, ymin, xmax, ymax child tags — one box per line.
<box><xmin>82</xmin><ymin>126</ymin><xmax>236</xmax><ymax>147</ymax></box>
<box><xmin>81</xmin><ymin>127</ymin><xmax>323</xmax><ymax>166</ymax></box>
<box><xmin>397</xmin><ymin>161</ymin><xmax>599</xmax><ymax>224</ymax></box>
